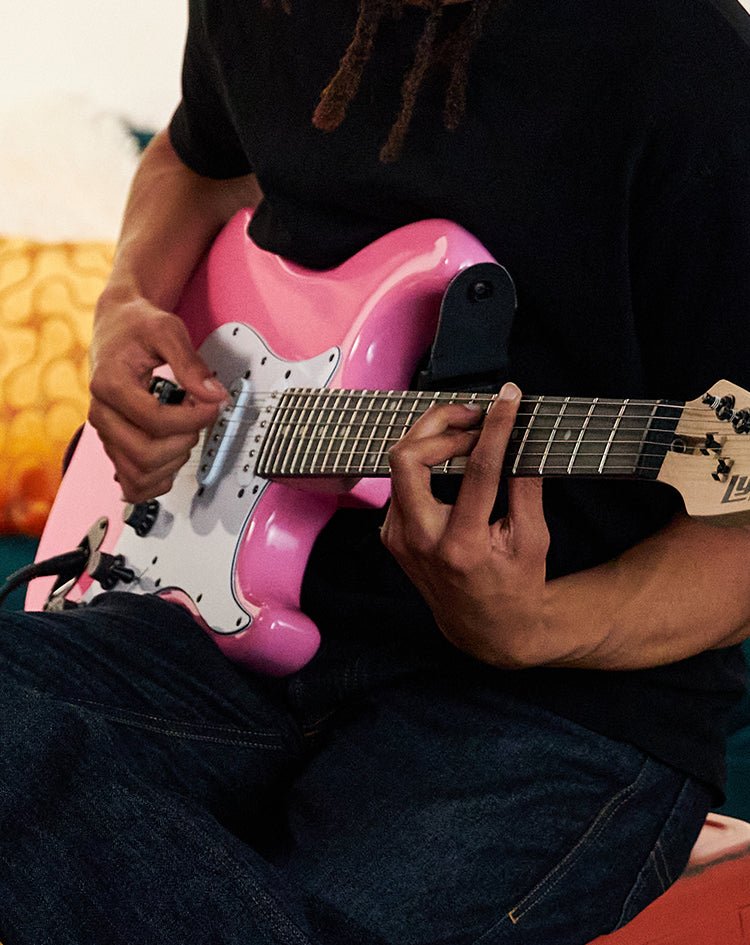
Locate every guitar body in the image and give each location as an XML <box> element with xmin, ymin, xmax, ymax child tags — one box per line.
<box><xmin>26</xmin><ymin>212</ymin><xmax>495</xmax><ymax>675</ymax></box>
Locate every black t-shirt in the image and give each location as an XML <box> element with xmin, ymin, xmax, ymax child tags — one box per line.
<box><xmin>169</xmin><ymin>0</ymin><xmax>750</xmax><ymax>795</ymax></box>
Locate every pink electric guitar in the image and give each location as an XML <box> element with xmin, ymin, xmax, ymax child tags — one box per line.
<box><xmin>25</xmin><ymin>211</ymin><xmax>750</xmax><ymax>675</ymax></box>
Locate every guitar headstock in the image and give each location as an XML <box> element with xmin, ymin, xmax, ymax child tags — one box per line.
<box><xmin>658</xmin><ymin>380</ymin><xmax>750</xmax><ymax>522</ymax></box>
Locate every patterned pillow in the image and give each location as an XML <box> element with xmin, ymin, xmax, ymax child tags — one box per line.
<box><xmin>0</xmin><ymin>237</ymin><xmax>113</xmax><ymax>534</ymax></box>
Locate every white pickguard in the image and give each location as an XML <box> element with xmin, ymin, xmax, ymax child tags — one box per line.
<box><xmin>83</xmin><ymin>323</ymin><xmax>340</xmax><ymax>633</ymax></box>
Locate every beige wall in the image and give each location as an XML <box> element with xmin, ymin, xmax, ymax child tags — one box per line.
<box><xmin>1</xmin><ymin>0</ymin><xmax>187</xmax><ymax>129</ymax></box>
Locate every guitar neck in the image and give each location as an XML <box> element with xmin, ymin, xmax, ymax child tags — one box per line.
<box><xmin>256</xmin><ymin>389</ymin><xmax>683</xmax><ymax>481</ymax></box>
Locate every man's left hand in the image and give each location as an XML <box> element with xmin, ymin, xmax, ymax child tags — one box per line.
<box><xmin>381</xmin><ymin>383</ymin><xmax>551</xmax><ymax>669</ymax></box>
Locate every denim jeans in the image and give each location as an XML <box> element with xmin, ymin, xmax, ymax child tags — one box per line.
<box><xmin>0</xmin><ymin>593</ymin><xmax>711</xmax><ymax>945</ymax></box>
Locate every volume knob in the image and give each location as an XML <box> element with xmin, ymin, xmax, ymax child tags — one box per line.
<box><xmin>123</xmin><ymin>500</ymin><xmax>160</xmax><ymax>537</ymax></box>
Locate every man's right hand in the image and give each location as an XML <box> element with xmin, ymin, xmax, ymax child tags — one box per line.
<box><xmin>88</xmin><ymin>292</ymin><xmax>227</xmax><ymax>504</ymax></box>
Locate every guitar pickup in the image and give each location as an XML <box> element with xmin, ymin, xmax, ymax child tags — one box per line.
<box><xmin>197</xmin><ymin>376</ymin><xmax>254</xmax><ymax>488</ymax></box>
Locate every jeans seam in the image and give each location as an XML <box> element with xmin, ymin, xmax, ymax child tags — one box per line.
<box><xmin>170</xmin><ymin>803</ymin><xmax>316</xmax><ymax>945</ymax></box>
<box><xmin>84</xmin><ymin>710</ymin><xmax>288</xmax><ymax>749</ymax></box>
<box><xmin>613</xmin><ymin>776</ymin><xmax>697</xmax><ymax>929</ymax></box>
<box><xmin>66</xmin><ymin>697</ymin><xmax>285</xmax><ymax>737</ymax></box>
<box><xmin>654</xmin><ymin>839</ymin><xmax>674</xmax><ymax>887</ymax></box>
<box><xmin>504</xmin><ymin>758</ymin><xmax>652</xmax><ymax>926</ymax></box>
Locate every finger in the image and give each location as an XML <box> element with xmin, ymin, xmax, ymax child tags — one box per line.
<box><xmin>388</xmin><ymin>410</ymin><xmax>481</xmax><ymax>514</ymax></box>
<box><xmin>89</xmin><ymin>399</ymin><xmax>202</xmax><ymax>469</ymax></box>
<box><xmin>150</xmin><ymin>315</ymin><xmax>227</xmax><ymax>405</ymax></box>
<box><xmin>91</xmin><ymin>371</ymin><xmax>221</xmax><ymax>439</ymax></box>
<box><xmin>449</xmin><ymin>383</ymin><xmax>521</xmax><ymax>533</ymax></box>
<box><xmin>505</xmin><ymin>477</ymin><xmax>549</xmax><ymax>557</ymax></box>
<box><xmin>91</xmin><ymin>308</ymin><xmax>226</xmax><ymax>435</ymax></box>
<box><xmin>113</xmin><ymin>450</ymin><xmax>193</xmax><ymax>503</ymax></box>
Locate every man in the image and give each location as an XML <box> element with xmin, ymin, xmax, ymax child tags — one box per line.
<box><xmin>1</xmin><ymin>0</ymin><xmax>750</xmax><ymax>942</ymax></box>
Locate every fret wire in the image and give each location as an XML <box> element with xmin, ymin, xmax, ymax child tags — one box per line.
<box><xmin>287</xmin><ymin>387</ymin><xmax>314</xmax><ymax>475</ymax></box>
<box><xmin>638</xmin><ymin>400</ymin><xmax>662</xmax><ymax>471</ymax></box>
<box><xmin>295</xmin><ymin>388</ymin><xmax>325</xmax><ymax>476</ymax></box>
<box><xmin>359</xmin><ymin>391</ymin><xmax>390</xmax><ymax>474</ymax></box>
<box><xmin>539</xmin><ymin>396</ymin><xmax>569</xmax><ymax>473</ymax></box>
<box><xmin>391</xmin><ymin>391</ymin><xmax>427</xmax><ymax>471</ymax></box>
<box><xmin>512</xmin><ymin>395</ymin><xmax>543</xmax><ymax>474</ymax></box>
<box><xmin>566</xmin><ymin>397</ymin><xmax>598</xmax><ymax>475</ymax></box>
<box><xmin>278</xmin><ymin>390</ymin><xmax>303</xmax><ymax>475</ymax></box>
<box><xmin>252</xmin><ymin>395</ymin><xmax>276</xmax><ymax>475</ymax></box>
<box><xmin>598</xmin><ymin>398</ymin><xmax>630</xmax><ymax>475</ymax></box>
<box><xmin>330</xmin><ymin>390</ymin><xmax>357</xmax><ymax>475</ymax></box>
<box><xmin>345</xmin><ymin>389</ymin><xmax>370</xmax><ymax>475</ymax></box>
<box><xmin>260</xmin><ymin>392</ymin><xmax>290</xmax><ymax>476</ymax></box>
<box><xmin>368</xmin><ymin>390</ymin><xmax>397</xmax><ymax>477</ymax></box>
<box><xmin>436</xmin><ymin>392</ymin><xmax>464</xmax><ymax>473</ymax></box>
<box><xmin>305</xmin><ymin>390</ymin><xmax>332</xmax><ymax>476</ymax></box>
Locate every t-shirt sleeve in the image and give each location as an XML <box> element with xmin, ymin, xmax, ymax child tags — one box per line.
<box><xmin>168</xmin><ymin>0</ymin><xmax>252</xmax><ymax>179</ymax></box>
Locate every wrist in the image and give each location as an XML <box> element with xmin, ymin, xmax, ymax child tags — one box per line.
<box><xmin>535</xmin><ymin>571</ymin><xmax>617</xmax><ymax>669</ymax></box>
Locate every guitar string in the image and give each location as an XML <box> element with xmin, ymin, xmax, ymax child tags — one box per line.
<box><xmin>176</xmin><ymin>442</ymin><xmax>726</xmax><ymax>477</ymax></box>
<box><xmin>208</xmin><ymin>386</ymin><xmax>740</xmax><ymax>416</ymax></box>
<box><xmin>165</xmin><ymin>389</ymin><xmax>746</xmax><ymax>477</ymax></box>
<box><xmin>199</xmin><ymin>397</ymin><xmax>741</xmax><ymax>425</ymax></box>
<box><xmin>178</xmin><ymin>419</ymin><xmax>743</xmax><ymax>468</ymax></box>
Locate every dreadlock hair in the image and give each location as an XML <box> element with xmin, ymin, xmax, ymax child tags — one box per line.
<box><xmin>267</xmin><ymin>0</ymin><xmax>493</xmax><ymax>162</ymax></box>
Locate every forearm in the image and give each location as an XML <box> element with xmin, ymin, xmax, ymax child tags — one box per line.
<box><xmin>541</xmin><ymin>513</ymin><xmax>750</xmax><ymax>671</ymax></box>
<box><xmin>101</xmin><ymin>128</ymin><xmax>261</xmax><ymax>312</ymax></box>
<box><xmin>87</xmin><ymin>130</ymin><xmax>261</xmax><ymax>502</ymax></box>
<box><xmin>384</xmin><ymin>395</ymin><xmax>750</xmax><ymax>673</ymax></box>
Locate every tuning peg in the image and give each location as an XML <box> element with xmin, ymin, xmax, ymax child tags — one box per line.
<box><xmin>712</xmin><ymin>457</ymin><xmax>734</xmax><ymax>482</ymax></box>
<box><xmin>732</xmin><ymin>409</ymin><xmax>750</xmax><ymax>434</ymax></box>
<box><xmin>701</xmin><ymin>433</ymin><xmax>722</xmax><ymax>454</ymax></box>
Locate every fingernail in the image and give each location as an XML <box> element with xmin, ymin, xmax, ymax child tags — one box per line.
<box><xmin>499</xmin><ymin>382</ymin><xmax>521</xmax><ymax>401</ymax></box>
<box><xmin>203</xmin><ymin>377</ymin><xmax>225</xmax><ymax>394</ymax></box>
<box><xmin>464</xmin><ymin>401</ymin><xmax>484</xmax><ymax>411</ymax></box>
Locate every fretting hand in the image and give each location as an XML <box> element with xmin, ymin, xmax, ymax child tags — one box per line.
<box><xmin>381</xmin><ymin>382</ymin><xmax>551</xmax><ymax>668</ymax></box>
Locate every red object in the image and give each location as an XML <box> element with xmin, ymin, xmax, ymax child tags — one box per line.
<box><xmin>590</xmin><ymin>816</ymin><xmax>750</xmax><ymax>944</ymax></box>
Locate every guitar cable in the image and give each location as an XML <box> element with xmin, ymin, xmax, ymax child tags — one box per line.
<box><xmin>0</xmin><ymin>548</ymin><xmax>89</xmax><ymax>609</ymax></box>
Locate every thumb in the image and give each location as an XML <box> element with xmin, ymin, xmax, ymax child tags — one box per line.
<box><xmin>157</xmin><ymin>316</ymin><xmax>228</xmax><ymax>404</ymax></box>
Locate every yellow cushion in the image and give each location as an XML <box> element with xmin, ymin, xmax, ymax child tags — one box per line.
<box><xmin>0</xmin><ymin>237</ymin><xmax>113</xmax><ymax>535</ymax></box>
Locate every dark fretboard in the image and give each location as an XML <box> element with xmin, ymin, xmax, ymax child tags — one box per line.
<box><xmin>254</xmin><ymin>389</ymin><xmax>682</xmax><ymax>481</ymax></box>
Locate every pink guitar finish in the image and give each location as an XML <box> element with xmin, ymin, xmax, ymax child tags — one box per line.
<box><xmin>26</xmin><ymin>212</ymin><xmax>494</xmax><ymax>675</ymax></box>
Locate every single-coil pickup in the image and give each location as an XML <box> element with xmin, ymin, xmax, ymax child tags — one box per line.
<box><xmin>197</xmin><ymin>376</ymin><xmax>255</xmax><ymax>488</ymax></box>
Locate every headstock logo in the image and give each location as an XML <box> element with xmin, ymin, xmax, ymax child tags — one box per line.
<box><xmin>722</xmin><ymin>475</ymin><xmax>750</xmax><ymax>504</ymax></box>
